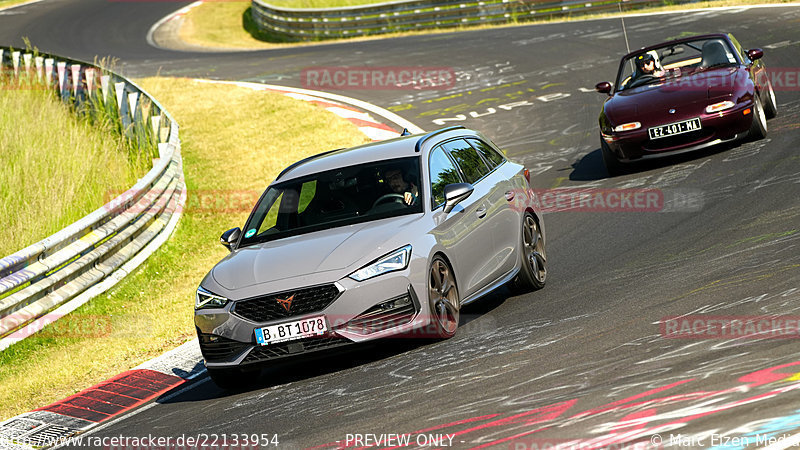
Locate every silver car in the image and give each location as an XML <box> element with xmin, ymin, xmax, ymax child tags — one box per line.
<box><xmin>194</xmin><ymin>126</ymin><xmax>547</xmax><ymax>387</ymax></box>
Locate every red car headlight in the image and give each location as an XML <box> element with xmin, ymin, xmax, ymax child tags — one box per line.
<box><xmin>705</xmin><ymin>101</ymin><xmax>735</xmax><ymax>113</ymax></box>
<box><xmin>613</xmin><ymin>122</ymin><xmax>641</xmax><ymax>132</ymax></box>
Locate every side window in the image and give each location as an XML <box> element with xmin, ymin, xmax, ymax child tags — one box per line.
<box><xmin>441</xmin><ymin>139</ymin><xmax>490</xmax><ymax>184</ymax></box>
<box><xmin>258</xmin><ymin>192</ymin><xmax>283</xmax><ymax>235</ymax></box>
<box><xmin>297</xmin><ymin>181</ymin><xmax>316</xmax><ymax>214</ymax></box>
<box><xmin>429</xmin><ymin>147</ymin><xmax>462</xmax><ymax>208</ymax></box>
<box><xmin>466</xmin><ymin>138</ymin><xmax>505</xmax><ymax>168</ymax></box>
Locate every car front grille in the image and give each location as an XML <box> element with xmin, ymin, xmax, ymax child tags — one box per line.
<box><xmin>198</xmin><ymin>333</ymin><xmax>250</xmax><ymax>362</ymax></box>
<box><xmin>243</xmin><ymin>335</ymin><xmax>351</xmax><ymax>363</ymax></box>
<box><xmin>233</xmin><ymin>284</ymin><xmax>341</xmax><ymax>322</ymax></box>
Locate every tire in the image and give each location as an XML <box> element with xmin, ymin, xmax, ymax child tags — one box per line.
<box><xmin>512</xmin><ymin>213</ymin><xmax>547</xmax><ymax>292</ymax></box>
<box><xmin>428</xmin><ymin>256</ymin><xmax>460</xmax><ymax>339</ymax></box>
<box><xmin>601</xmin><ymin>138</ymin><xmax>629</xmax><ymax>177</ymax></box>
<box><xmin>749</xmin><ymin>93</ymin><xmax>768</xmax><ymax>141</ymax></box>
<box><xmin>207</xmin><ymin>366</ymin><xmax>260</xmax><ymax>389</ymax></box>
<box><xmin>763</xmin><ymin>80</ymin><xmax>778</xmax><ymax>119</ymax></box>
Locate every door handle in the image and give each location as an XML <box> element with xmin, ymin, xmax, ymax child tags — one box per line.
<box><xmin>476</xmin><ymin>206</ymin><xmax>487</xmax><ymax>218</ymax></box>
<box><xmin>505</xmin><ymin>191</ymin><xmax>515</xmax><ymax>201</ymax></box>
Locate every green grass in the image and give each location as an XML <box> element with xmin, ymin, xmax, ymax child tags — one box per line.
<box><xmin>0</xmin><ymin>0</ymin><xmax>34</xmax><ymax>9</ymax></box>
<box><xmin>180</xmin><ymin>0</ymin><xmax>796</xmax><ymax>47</ymax></box>
<box><xmin>0</xmin><ymin>77</ymin><xmax>370</xmax><ymax>421</ymax></box>
<box><xmin>0</xmin><ymin>79</ymin><xmax>151</xmax><ymax>257</ymax></box>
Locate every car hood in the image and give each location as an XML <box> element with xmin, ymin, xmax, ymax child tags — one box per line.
<box><xmin>211</xmin><ymin>214</ymin><xmax>423</xmax><ymax>290</ymax></box>
<box><xmin>606</xmin><ymin>67</ymin><xmax>743</xmax><ymax>123</ymax></box>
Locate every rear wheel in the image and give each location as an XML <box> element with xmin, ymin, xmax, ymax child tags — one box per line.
<box><xmin>749</xmin><ymin>94</ymin><xmax>768</xmax><ymax>140</ymax></box>
<box><xmin>207</xmin><ymin>366</ymin><xmax>260</xmax><ymax>389</ymax></box>
<box><xmin>763</xmin><ymin>80</ymin><xmax>778</xmax><ymax>119</ymax></box>
<box><xmin>601</xmin><ymin>138</ymin><xmax>629</xmax><ymax>177</ymax></box>
<box><xmin>513</xmin><ymin>213</ymin><xmax>547</xmax><ymax>292</ymax></box>
<box><xmin>428</xmin><ymin>256</ymin><xmax>460</xmax><ymax>339</ymax></box>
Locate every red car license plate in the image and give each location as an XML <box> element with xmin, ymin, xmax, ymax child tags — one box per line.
<box><xmin>648</xmin><ymin>118</ymin><xmax>702</xmax><ymax>140</ymax></box>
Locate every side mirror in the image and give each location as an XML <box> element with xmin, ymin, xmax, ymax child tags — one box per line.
<box><xmin>443</xmin><ymin>183</ymin><xmax>474</xmax><ymax>214</ymax></box>
<box><xmin>220</xmin><ymin>227</ymin><xmax>241</xmax><ymax>251</ymax></box>
<box><xmin>595</xmin><ymin>81</ymin><xmax>612</xmax><ymax>95</ymax></box>
<box><xmin>746</xmin><ymin>48</ymin><xmax>763</xmax><ymax>61</ymax></box>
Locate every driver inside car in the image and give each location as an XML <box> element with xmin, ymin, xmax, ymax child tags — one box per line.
<box><xmin>634</xmin><ymin>51</ymin><xmax>665</xmax><ymax>80</ymax></box>
<box><xmin>383</xmin><ymin>167</ymin><xmax>419</xmax><ymax>206</ymax></box>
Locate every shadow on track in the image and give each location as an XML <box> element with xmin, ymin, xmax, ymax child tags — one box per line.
<box><xmin>569</xmin><ymin>139</ymin><xmax>749</xmax><ymax>181</ymax></box>
<box><xmin>155</xmin><ymin>287</ymin><xmax>515</xmax><ymax>402</ymax></box>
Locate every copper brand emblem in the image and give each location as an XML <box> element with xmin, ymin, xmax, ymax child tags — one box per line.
<box><xmin>276</xmin><ymin>294</ymin><xmax>295</xmax><ymax>312</ymax></box>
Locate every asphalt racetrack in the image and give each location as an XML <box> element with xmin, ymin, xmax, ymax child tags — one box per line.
<box><xmin>3</xmin><ymin>1</ymin><xmax>800</xmax><ymax>447</ymax></box>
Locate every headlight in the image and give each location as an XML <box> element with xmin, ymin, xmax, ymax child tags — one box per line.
<box><xmin>349</xmin><ymin>245</ymin><xmax>411</xmax><ymax>282</ymax></box>
<box><xmin>706</xmin><ymin>101</ymin><xmax>735</xmax><ymax>113</ymax></box>
<box><xmin>613</xmin><ymin>122</ymin><xmax>641</xmax><ymax>132</ymax></box>
<box><xmin>195</xmin><ymin>286</ymin><xmax>228</xmax><ymax>309</ymax></box>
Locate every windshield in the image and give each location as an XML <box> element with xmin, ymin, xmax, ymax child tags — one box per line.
<box><xmin>240</xmin><ymin>157</ymin><xmax>423</xmax><ymax>246</ymax></box>
<box><xmin>616</xmin><ymin>37</ymin><xmax>739</xmax><ymax>91</ymax></box>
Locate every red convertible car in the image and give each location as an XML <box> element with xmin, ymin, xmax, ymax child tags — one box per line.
<box><xmin>595</xmin><ymin>33</ymin><xmax>778</xmax><ymax>175</ymax></box>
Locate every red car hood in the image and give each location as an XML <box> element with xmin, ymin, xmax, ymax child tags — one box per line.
<box><xmin>605</xmin><ymin>67</ymin><xmax>745</xmax><ymax>124</ymax></box>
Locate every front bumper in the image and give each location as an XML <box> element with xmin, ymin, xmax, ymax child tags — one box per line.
<box><xmin>604</xmin><ymin>102</ymin><xmax>753</xmax><ymax>162</ymax></box>
<box><xmin>195</xmin><ymin>273</ymin><xmax>433</xmax><ymax>369</ymax></box>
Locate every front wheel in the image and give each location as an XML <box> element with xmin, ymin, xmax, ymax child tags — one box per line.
<box><xmin>601</xmin><ymin>138</ymin><xmax>630</xmax><ymax>177</ymax></box>
<box><xmin>513</xmin><ymin>213</ymin><xmax>547</xmax><ymax>292</ymax></box>
<box><xmin>763</xmin><ymin>80</ymin><xmax>778</xmax><ymax>119</ymax></box>
<box><xmin>428</xmin><ymin>256</ymin><xmax>460</xmax><ymax>339</ymax></box>
<box><xmin>749</xmin><ymin>94</ymin><xmax>768</xmax><ymax>140</ymax></box>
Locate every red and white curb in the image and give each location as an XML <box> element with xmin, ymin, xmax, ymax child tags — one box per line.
<box><xmin>0</xmin><ymin>340</ymin><xmax>202</xmax><ymax>449</ymax></box>
<box><xmin>192</xmin><ymin>79</ymin><xmax>424</xmax><ymax>139</ymax></box>
<box><xmin>0</xmin><ymin>83</ymin><xmax>421</xmax><ymax>450</ymax></box>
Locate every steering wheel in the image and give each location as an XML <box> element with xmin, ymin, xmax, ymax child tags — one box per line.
<box><xmin>372</xmin><ymin>193</ymin><xmax>405</xmax><ymax>208</ymax></box>
<box><xmin>628</xmin><ymin>74</ymin><xmax>656</xmax><ymax>89</ymax></box>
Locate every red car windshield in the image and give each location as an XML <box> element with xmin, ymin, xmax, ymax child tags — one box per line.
<box><xmin>616</xmin><ymin>37</ymin><xmax>739</xmax><ymax>91</ymax></box>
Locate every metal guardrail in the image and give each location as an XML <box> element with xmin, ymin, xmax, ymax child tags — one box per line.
<box><xmin>251</xmin><ymin>0</ymin><xmax>689</xmax><ymax>40</ymax></box>
<box><xmin>0</xmin><ymin>47</ymin><xmax>186</xmax><ymax>349</ymax></box>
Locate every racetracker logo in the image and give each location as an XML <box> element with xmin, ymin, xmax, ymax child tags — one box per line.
<box><xmin>301</xmin><ymin>66</ymin><xmax>456</xmax><ymax>90</ymax></box>
<box><xmin>531</xmin><ymin>188</ymin><xmax>664</xmax><ymax>213</ymax></box>
<box><xmin>661</xmin><ymin>315</ymin><xmax>800</xmax><ymax>339</ymax></box>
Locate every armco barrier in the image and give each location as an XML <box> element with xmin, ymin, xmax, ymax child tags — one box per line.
<box><xmin>251</xmin><ymin>0</ymin><xmax>690</xmax><ymax>40</ymax></box>
<box><xmin>0</xmin><ymin>47</ymin><xmax>186</xmax><ymax>350</ymax></box>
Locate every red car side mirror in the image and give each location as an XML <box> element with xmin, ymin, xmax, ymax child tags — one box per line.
<box><xmin>747</xmin><ymin>48</ymin><xmax>764</xmax><ymax>61</ymax></box>
<box><xmin>595</xmin><ymin>82</ymin><xmax>612</xmax><ymax>95</ymax></box>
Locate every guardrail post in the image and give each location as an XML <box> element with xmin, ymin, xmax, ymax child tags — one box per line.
<box><xmin>44</xmin><ymin>58</ymin><xmax>54</xmax><ymax>88</ymax></box>
<box><xmin>114</xmin><ymin>81</ymin><xmax>125</xmax><ymax>111</ymax></box>
<box><xmin>12</xmin><ymin>51</ymin><xmax>20</xmax><ymax>77</ymax></box>
<box><xmin>57</xmin><ymin>61</ymin><xmax>67</xmax><ymax>99</ymax></box>
<box><xmin>101</xmin><ymin>75</ymin><xmax>110</xmax><ymax>103</ymax></box>
<box><xmin>71</xmin><ymin>64</ymin><xmax>81</xmax><ymax>97</ymax></box>
<box><xmin>85</xmin><ymin>68</ymin><xmax>96</xmax><ymax>97</ymax></box>
<box><xmin>34</xmin><ymin>56</ymin><xmax>43</xmax><ymax>83</ymax></box>
<box><xmin>23</xmin><ymin>53</ymin><xmax>32</xmax><ymax>73</ymax></box>
<box><xmin>151</xmin><ymin>115</ymin><xmax>161</xmax><ymax>143</ymax></box>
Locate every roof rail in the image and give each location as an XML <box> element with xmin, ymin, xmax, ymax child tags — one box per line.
<box><xmin>276</xmin><ymin>148</ymin><xmax>342</xmax><ymax>181</ymax></box>
<box><xmin>414</xmin><ymin>126</ymin><xmax>466</xmax><ymax>153</ymax></box>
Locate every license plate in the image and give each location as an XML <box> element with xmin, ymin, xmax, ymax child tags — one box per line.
<box><xmin>648</xmin><ymin>118</ymin><xmax>702</xmax><ymax>140</ymax></box>
<box><xmin>254</xmin><ymin>316</ymin><xmax>327</xmax><ymax>345</ymax></box>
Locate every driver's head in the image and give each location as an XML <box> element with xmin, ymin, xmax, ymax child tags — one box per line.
<box><xmin>384</xmin><ymin>168</ymin><xmax>409</xmax><ymax>194</ymax></box>
<box><xmin>636</xmin><ymin>53</ymin><xmax>656</xmax><ymax>73</ymax></box>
